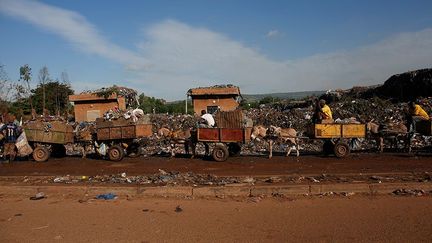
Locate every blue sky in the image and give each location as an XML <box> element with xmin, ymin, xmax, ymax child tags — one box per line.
<box><xmin>1</xmin><ymin>0</ymin><xmax>432</xmax><ymax>100</ymax></box>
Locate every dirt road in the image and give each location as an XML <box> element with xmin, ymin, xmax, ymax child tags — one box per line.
<box><xmin>1</xmin><ymin>195</ymin><xmax>431</xmax><ymax>242</ymax></box>
<box><xmin>1</xmin><ymin>153</ymin><xmax>432</xmax><ymax>177</ymax></box>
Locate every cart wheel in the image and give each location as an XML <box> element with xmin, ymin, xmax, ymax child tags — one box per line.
<box><xmin>322</xmin><ymin>140</ymin><xmax>334</xmax><ymax>155</ymax></box>
<box><xmin>33</xmin><ymin>146</ymin><xmax>50</xmax><ymax>162</ymax></box>
<box><xmin>127</xmin><ymin>143</ymin><xmax>141</xmax><ymax>158</ymax></box>
<box><xmin>228</xmin><ymin>142</ymin><xmax>242</xmax><ymax>156</ymax></box>
<box><xmin>334</xmin><ymin>142</ymin><xmax>350</xmax><ymax>158</ymax></box>
<box><xmin>212</xmin><ymin>144</ymin><xmax>229</xmax><ymax>162</ymax></box>
<box><xmin>108</xmin><ymin>145</ymin><xmax>125</xmax><ymax>161</ymax></box>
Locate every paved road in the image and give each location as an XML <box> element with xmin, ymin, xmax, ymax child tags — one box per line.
<box><xmin>1</xmin><ymin>153</ymin><xmax>432</xmax><ymax>177</ymax></box>
<box><xmin>1</xmin><ymin>195</ymin><xmax>431</xmax><ymax>242</ymax></box>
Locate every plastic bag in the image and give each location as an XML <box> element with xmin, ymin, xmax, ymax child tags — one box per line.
<box><xmin>15</xmin><ymin>132</ymin><xmax>33</xmax><ymax>156</ymax></box>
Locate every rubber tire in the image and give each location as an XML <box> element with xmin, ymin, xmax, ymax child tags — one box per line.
<box><xmin>322</xmin><ymin>140</ymin><xmax>334</xmax><ymax>155</ymax></box>
<box><xmin>228</xmin><ymin>142</ymin><xmax>242</xmax><ymax>156</ymax></box>
<box><xmin>108</xmin><ymin>145</ymin><xmax>125</xmax><ymax>161</ymax></box>
<box><xmin>334</xmin><ymin>142</ymin><xmax>350</xmax><ymax>158</ymax></box>
<box><xmin>33</xmin><ymin>146</ymin><xmax>50</xmax><ymax>162</ymax></box>
<box><xmin>212</xmin><ymin>144</ymin><xmax>229</xmax><ymax>162</ymax></box>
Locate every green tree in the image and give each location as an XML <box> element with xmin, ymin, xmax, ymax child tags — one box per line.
<box><xmin>18</xmin><ymin>64</ymin><xmax>33</xmax><ymax>110</ymax></box>
<box><xmin>31</xmin><ymin>80</ymin><xmax>74</xmax><ymax>115</ymax></box>
<box><xmin>0</xmin><ymin>65</ymin><xmax>13</xmax><ymax>114</ymax></box>
<box><xmin>38</xmin><ymin>66</ymin><xmax>50</xmax><ymax>112</ymax></box>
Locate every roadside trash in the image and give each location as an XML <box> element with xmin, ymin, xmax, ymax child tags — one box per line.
<box><xmin>242</xmin><ymin>177</ymin><xmax>255</xmax><ymax>183</ymax></box>
<box><xmin>175</xmin><ymin>205</ymin><xmax>183</xmax><ymax>213</ymax></box>
<box><xmin>30</xmin><ymin>192</ymin><xmax>46</xmax><ymax>200</ymax></box>
<box><xmin>308</xmin><ymin>177</ymin><xmax>320</xmax><ymax>183</ymax></box>
<box><xmin>14</xmin><ymin>213</ymin><xmax>23</xmax><ymax>217</ymax></box>
<box><xmin>95</xmin><ymin>193</ymin><xmax>117</xmax><ymax>200</ymax></box>
<box><xmin>142</xmin><ymin>209</ymin><xmax>150</xmax><ymax>212</ymax></box>
<box><xmin>97</xmin><ymin>143</ymin><xmax>107</xmax><ymax>156</ymax></box>
<box><xmin>265</xmin><ymin>177</ymin><xmax>282</xmax><ymax>183</ymax></box>
<box><xmin>341</xmin><ymin>192</ymin><xmax>355</xmax><ymax>197</ymax></box>
<box><xmin>392</xmin><ymin>189</ymin><xmax>426</xmax><ymax>196</ymax></box>
<box><xmin>121</xmin><ymin>172</ymin><xmax>127</xmax><ymax>178</ymax></box>
<box><xmin>15</xmin><ymin>132</ymin><xmax>33</xmax><ymax>156</ymax></box>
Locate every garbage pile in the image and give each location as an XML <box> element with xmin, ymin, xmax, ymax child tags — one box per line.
<box><xmin>372</xmin><ymin>68</ymin><xmax>432</xmax><ymax>102</ymax></box>
<box><xmin>82</xmin><ymin>85</ymin><xmax>139</xmax><ymax>107</ymax></box>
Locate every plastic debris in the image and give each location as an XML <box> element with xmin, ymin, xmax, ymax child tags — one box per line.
<box><xmin>95</xmin><ymin>193</ymin><xmax>117</xmax><ymax>200</ymax></box>
<box><xmin>30</xmin><ymin>192</ymin><xmax>46</xmax><ymax>200</ymax></box>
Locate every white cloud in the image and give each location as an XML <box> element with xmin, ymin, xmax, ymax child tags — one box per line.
<box><xmin>266</xmin><ymin>29</ymin><xmax>281</xmax><ymax>38</ymax></box>
<box><xmin>1</xmin><ymin>0</ymin><xmax>432</xmax><ymax>100</ymax></box>
<box><xmin>0</xmin><ymin>0</ymin><xmax>149</xmax><ymax>70</ymax></box>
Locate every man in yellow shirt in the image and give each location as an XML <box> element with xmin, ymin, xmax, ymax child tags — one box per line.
<box><xmin>320</xmin><ymin>99</ymin><xmax>333</xmax><ymax>123</ymax></box>
<box><xmin>408</xmin><ymin>101</ymin><xmax>429</xmax><ymax>133</ymax></box>
<box><xmin>312</xmin><ymin>99</ymin><xmax>333</xmax><ymax>123</ymax></box>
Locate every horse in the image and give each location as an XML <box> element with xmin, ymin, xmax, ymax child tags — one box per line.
<box><xmin>366</xmin><ymin>120</ymin><xmax>408</xmax><ymax>153</ymax></box>
<box><xmin>251</xmin><ymin>125</ymin><xmax>299</xmax><ymax>158</ymax></box>
<box><xmin>157</xmin><ymin>127</ymin><xmax>195</xmax><ymax>157</ymax></box>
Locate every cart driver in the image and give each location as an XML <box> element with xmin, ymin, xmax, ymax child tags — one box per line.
<box><xmin>313</xmin><ymin>99</ymin><xmax>333</xmax><ymax>124</ymax></box>
<box><xmin>407</xmin><ymin>101</ymin><xmax>430</xmax><ymax>133</ymax></box>
<box><xmin>199</xmin><ymin>110</ymin><xmax>215</xmax><ymax>128</ymax></box>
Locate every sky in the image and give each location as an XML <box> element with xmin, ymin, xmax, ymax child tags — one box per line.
<box><xmin>0</xmin><ymin>0</ymin><xmax>432</xmax><ymax>100</ymax></box>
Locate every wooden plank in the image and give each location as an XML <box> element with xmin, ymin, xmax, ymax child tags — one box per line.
<box><xmin>341</xmin><ymin>124</ymin><xmax>366</xmax><ymax>138</ymax></box>
<box><xmin>314</xmin><ymin>124</ymin><xmax>342</xmax><ymax>138</ymax></box>
<box><xmin>136</xmin><ymin>124</ymin><xmax>153</xmax><ymax>137</ymax></box>
<box><xmin>415</xmin><ymin>120</ymin><xmax>432</xmax><ymax>136</ymax></box>
<box><xmin>215</xmin><ymin>110</ymin><xmax>243</xmax><ymax>128</ymax></box>
<box><xmin>220</xmin><ymin>128</ymin><xmax>244</xmax><ymax>142</ymax></box>
<box><xmin>198</xmin><ymin>128</ymin><xmax>220</xmax><ymax>142</ymax></box>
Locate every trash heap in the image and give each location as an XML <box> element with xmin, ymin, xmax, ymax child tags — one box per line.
<box><xmin>82</xmin><ymin>85</ymin><xmax>139</xmax><ymax>107</ymax></box>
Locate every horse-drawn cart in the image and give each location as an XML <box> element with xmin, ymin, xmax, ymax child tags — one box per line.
<box><xmin>24</xmin><ymin>121</ymin><xmax>75</xmax><ymax>162</ymax></box>
<box><xmin>310</xmin><ymin>123</ymin><xmax>366</xmax><ymax>157</ymax></box>
<box><xmin>197</xmin><ymin>127</ymin><xmax>252</xmax><ymax>162</ymax></box>
<box><xmin>95</xmin><ymin>118</ymin><xmax>153</xmax><ymax>161</ymax></box>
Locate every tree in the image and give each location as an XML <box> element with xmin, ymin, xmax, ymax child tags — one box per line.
<box><xmin>60</xmin><ymin>71</ymin><xmax>70</xmax><ymax>85</ymax></box>
<box><xmin>31</xmin><ymin>80</ymin><xmax>74</xmax><ymax>115</ymax></box>
<box><xmin>18</xmin><ymin>64</ymin><xmax>33</xmax><ymax>110</ymax></box>
<box><xmin>0</xmin><ymin>64</ymin><xmax>13</xmax><ymax>114</ymax></box>
<box><xmin>38</xmin><ymin>66</ymin><xmax>50</xmax><ymax>112</ymax></box>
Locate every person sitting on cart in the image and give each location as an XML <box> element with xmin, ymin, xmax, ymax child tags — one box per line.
<box><xmin>407</xmin><ymin>101</ymin><xmax>429</xmax><ymax>133</ymax></box>
<box><xmin>199</xmin><ymin>110</ymin><xmax>215</xmax><ymax>128</ymax></box>
<box><xmin>313</xmin><ymin>99</ymin><xmax>333</xmax><ymax>124</ymax></box>
<box><xmin>0</xmin><ymin>116</ymin><xmax>20</xmax><ymax>163</ymax></box>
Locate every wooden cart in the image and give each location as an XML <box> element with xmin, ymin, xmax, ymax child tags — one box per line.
<box><xmin>197</xmin><ymin>127</ymin><xmax>252</xmax><ymax>162</ymax></box>
<box><xmin>95</xmin><ymin>119</ymin><xmax>153</xmax><ymax>161</ymax></box>
<box><xmin>311</xmin><ymin>123</ymin><xmax>366</xmax><ymax>158</ymax></box>
<box><xmin>24</xmin><ymin>121</ymin><xmax>75</xmax><ymax>162</ymax></box>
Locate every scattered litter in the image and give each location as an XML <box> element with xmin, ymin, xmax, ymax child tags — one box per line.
<box><xmin>308</xmin><ymin>177</ymin><xmax>320</xmax><ymax>183</ymax></box>
<box><xmin>242</xmin><ymin>177</ymin><xmax>255</xmax><ymax>183</ymax></box>
<box><xmin>32</xmin><ymin>225</ymin><xmax>49</xmax><ymax>230</ymax></box>
<box><xmin>175</xmin><ymin>205</ymin><xmax>183</xmax><ymax>213</ymax></box>
<box><xmin>392</xmin><ymin>189</ymin><xmax>426</xmax><ymax>196</ymax></box>
<box><xmin>265</xmin><ymin>177</ymin><xmax>282</xmax><ymax>183</ymax></box>
<box><xmin>14</xmin><ymin>213</ymin><xmax>22</xmax><ymax>217</ymax></box>
<box><xmin>30</xmin><ymin>192</ymin><xmax>46</xmax><ymax>200</ymax></box>
<box><xmin>341</xmin><ymin>192</ymin><xmax>355</xmax><ymax>197</ymax></box>
<box><xmin>95</xmin><ymin>193</ymin><xmax>117</xmax><ymax>200</ymax></box>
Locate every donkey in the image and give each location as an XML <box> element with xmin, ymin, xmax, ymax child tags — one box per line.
<box><xmin>157</xmin><ymin>127</ymin><xmax>195</xmax><ymax>157</ymax></box>
<box><xmin>366</xmin><ymin>120</ymin><xmax>408</xmax><ymax>153</ymax></box>
<box><xmin>251</xmin><ymin>125</ymin><xmax>299</xmax><ymax>158</ymax></box>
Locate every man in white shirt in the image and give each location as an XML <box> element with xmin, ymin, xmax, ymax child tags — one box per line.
<box><xmin>200</xmin><ymin>110</ymin><xmax>215</xmax><ymax>128</ymax></box>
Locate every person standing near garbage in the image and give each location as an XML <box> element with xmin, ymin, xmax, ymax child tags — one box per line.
<box><xmin>199</xmin><ymin>110</ymin><xmax>215</xmax><ymax>128</ymax></box>
<box><xmin>313</xmin><ymin>99</ymin><xmax>333</xmax><ymax>124</ymax></box>
<box><xmin>407</xmin><ymin>101</ymin><xmax>430</xmax><ymax>132</ymax></box>
<box><xmin>0</xmin><ymin>115</ymin><xmax>20</xmax><ymax>163</ymax></box>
